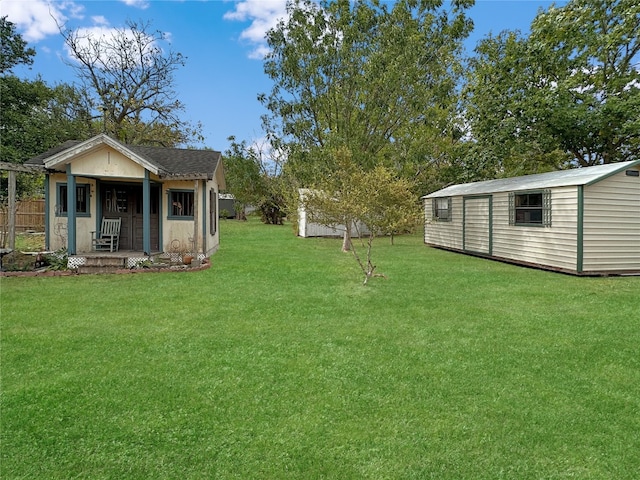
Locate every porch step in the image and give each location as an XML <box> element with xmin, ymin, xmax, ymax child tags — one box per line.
<box><xmin>77</xmin><ymin>256</ymin><xmax>127</xmax><ymax>274</ymax></box>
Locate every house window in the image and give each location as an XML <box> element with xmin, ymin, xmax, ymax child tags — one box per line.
<box><xmin>56</xmin><ymin>183</ymin><xmax>90</xmax><ymax>216</ymax></box>
<box><xmin>432</xmin><ymin>197</ymin><xmax>452</xmax><ymax>222</ymax></box>
<box><xmin>509</xmin><ymin>190</ymin><xmax>551</xmax><ymax>227</ymax></box>
<box><xmin>168</xmin><ymin>190</ymin><xmax>194</xmax><ymax>219</ymax></box>
<box><xmin>210</xmin><ymin>188</ymin><xmax>217</xmax><ymax>235</ymax></box>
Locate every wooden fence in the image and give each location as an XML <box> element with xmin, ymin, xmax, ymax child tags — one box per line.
<box><xmin>0</xmin><ymin>199</ymin><xmax>45</xmax><ymax>233</ymax></box>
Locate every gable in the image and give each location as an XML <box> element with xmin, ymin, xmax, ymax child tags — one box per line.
<box><xmin>25</xmin><ymin>134</ymin><xmax>223</xmax><ymax>181</ymax></box>
<box><xmin>68</xmin><ymin>145</ymin><xmax>146</xmax><ymax>179</ymax></box>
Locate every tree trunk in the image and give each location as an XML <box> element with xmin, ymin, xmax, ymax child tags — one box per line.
<box><xmin>342</xmin><ymin>221</ymin><xmax>352</xmax><ymax>252</ymax></box>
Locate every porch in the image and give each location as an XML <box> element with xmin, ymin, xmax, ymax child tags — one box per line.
<box><xmin>68</xmin><ymin>250</ymin><xmax>205</xmax><ymax>273</ymax></box>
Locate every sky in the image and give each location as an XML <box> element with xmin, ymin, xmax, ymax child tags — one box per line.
<box><xmin>2</xmin><ymin>0</ymin><xmax>567</xmax><ymax>153</ymax></box>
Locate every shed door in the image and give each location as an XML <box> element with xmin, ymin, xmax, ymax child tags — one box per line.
<box><xmin>464</xmin><ymin>196</ymin><xmax>492</xmax><ymax>255</ymax></box>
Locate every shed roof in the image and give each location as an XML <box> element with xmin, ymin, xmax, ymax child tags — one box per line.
<box><xmin>24</xmin><ymin>134</ymin><xmax>223</xmax><ymax>181</ymax></box>
<box><xmin>423</xmin><ymin>160</ymin><xmax>640</xmax><ymax>198</ymax></box>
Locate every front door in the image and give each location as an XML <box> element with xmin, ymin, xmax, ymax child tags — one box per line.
<box><xmin>102</xmin><ymin>184</ymin><xmax>160</xmax><ymax>251</ymax></box>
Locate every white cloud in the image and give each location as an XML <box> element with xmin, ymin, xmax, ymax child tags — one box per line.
<box><xmin>64</xmin><ymin>24</ymin><xmax>158</xmax><ymax>65</ymax></box>
<box><xmin>91</xmin><ymin>16</ymin><xmax>110</xmax><ymax>26</ymax></box>
<box><xmin>119</xmin><ymin>0</ymin><xmax>150</xmax><ymax>9</ymax></box>
<box><xmin>224</xmin><ymin>0</ymin><xmax>288</xmax><ymax>58</ymax></box>
<box><xmin>1</xmin><ymin>0</ymin><xmax>83</xmax><ymax>42</ymax></box>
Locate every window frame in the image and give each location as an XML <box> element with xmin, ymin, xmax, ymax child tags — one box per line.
<box><xmin>167</xmin><ymin>189</ymin><xmax>195</xmax><ymax>220</ymax></box>
<box><xmin>55</xmin><ymin>182</ymin><xmax>91</xmax><ymax>217</ymax></box>
<box><xmin>432</xmin><ymin>197</ymin><xmax>452</xmax><ymax>222</ymax></box>
<box><xmin>209</xmin><ymin>188</ymin><xmax>217</xmax><ymax>235</ymax></box>
<box><xmin>509</xmin><ymin>189</ymin><xmax>551</xmax><ymax>227</ymax></box>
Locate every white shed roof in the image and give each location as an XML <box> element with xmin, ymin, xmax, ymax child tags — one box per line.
<box><xmin>423</xmin><ymin>160</ymin><xmax>640</xmax><ymax>198</ymax></box>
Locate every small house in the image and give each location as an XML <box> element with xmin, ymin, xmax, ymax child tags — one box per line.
<box><xmin>25</xmin><ymin>134</ymin><xmax>225</xmax><ymax>267</ymax></box>
<box><xmin>422</xmin><ymin>160</ymin><xmax>640</xmax><ymax>275</ymax></box>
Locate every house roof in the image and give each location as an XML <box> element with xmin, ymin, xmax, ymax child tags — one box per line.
<box><xmin>24</xmin><ymin>134</ymin><xmax>223</xmax><ymax>181</ymax></box>
<box><xmin>423</xmin><ymin>160</ymin><xmax>640</xmax><ymax>198</ymax></box>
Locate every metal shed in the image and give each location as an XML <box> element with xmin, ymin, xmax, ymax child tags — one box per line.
<box><xmin>297</xmin><ymin>189</ymin><xmax>370</xmax><ymax>238</ymax></box>
<box><xmin>422</xmin><ymin>160</ymin><xmax>640</xmax><ymax>275</ymax></box>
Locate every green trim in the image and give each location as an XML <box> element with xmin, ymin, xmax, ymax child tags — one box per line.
<box><xmin>577</xmin><ymin>186</ymin><xmax>584</xmax><ymax>273</ymax></box>
<box><xmin>167</xmin><ymin>189</ymin><xmax>195</xmax><ymax>220</ymax></box>
<box><xmin>158</xmin><ymin>186</ymin><xmax>164</xmax><ymax>251</ymax></box>
<box><xmin>55</xmin><ymin>182</ymin><xmax>91</xmax><ymax>217</ymax></box>
<box><xmin>143</xmin><ymin>170</ymin><xmax>151</xmax><ymax>254</ymax></box>
<box><xmin>509</xmin><ymin>189</ymin><xmax>551</xmax><ymax>227</ymax></box>
<box><xmin>44</xmin><ymin>175</ymin><xmax>50</xmax><ymax>250</ymax></box>
<box><xmin>432</xmin><ymin>197</ymin><xmax>452</xmax><ymax>222</ymax></box>
<box><xmin>489</xmin><ymin>195</ymin><xmax>493</xmax><ymax>256</ymax></box>
<box><xmin>66</xmin><ymin>165</ymin><xmax>76</xmax><ymax>255</ymax></box>
<box><xmin>201</xmin><ymin>182</ymin><xmax>207</xmax><ymax>252</ymax></box>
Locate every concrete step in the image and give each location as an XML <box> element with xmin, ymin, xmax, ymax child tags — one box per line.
<box><xmin>83</xmin><ymin>257</ymin><xmax>127</xmax><ymax>267</ymax></box>
<box><xmin>77</xmin><ymin>256</ymin><xmax>127</xmax><ymax>274</ymax></box>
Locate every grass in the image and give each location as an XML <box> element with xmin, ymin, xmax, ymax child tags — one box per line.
<box><xmin>2</xmin><ymin>218</ymin><xmax>639</xmax><ymax>479</ymax></box>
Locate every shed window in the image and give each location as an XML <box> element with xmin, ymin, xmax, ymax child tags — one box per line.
<box><xmin>56</xmin><ymin>183</ymin><xmax>90</xmax><ymax>216</ymax></box>
<box><xmin>509</xmin><ymin>190</ymin><xmax>551</xmax><ymax>227</ymax></box>
<box><xmin>432</xmin><ymin>197</ymin><xmax>452</xmax><ymax>222</ymax></box>
<box><xmin>210</xmin><ymin>188</ymin><xmax>217</xmax><ymax>235</ymax></box>
<box><xmin>168</xmin><ymin>190</ymin><xmax>194</xmax><ymax>219</ymax></box>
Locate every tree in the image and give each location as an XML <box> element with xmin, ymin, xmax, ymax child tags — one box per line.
<box><xmin>1</xmin><ymin>18</ymin><xmax>94</xmax><ymax>248</ymax></box>
<box><xmin>1</xmin><ymin>18</ymin><xmax>93</xmax><ymax>200</ymax></box>
<box><xmin>224</xmin><ymin>136</ymin><xmax>287</xmax><ymax>224</ymax></box>
<box><xmin>302</xmin><ymin>147</ymin><xmax>421</xmax><ymax>284</ymax></box>
<box><xmin>464</xmin><ymin>0</ymin><xmax>640</xmax><ymax>175</ymax></box>
<box><xmin>61</xmin><ymin>19</ymin><xmax>202</xmax><ymax>147</ymax></box>
<box><xmin>1</xmin><ymin>16</ymin><xmax>36</xmax><ymax>74</ymax></box>
<box><xmin>261</xmin><ymin>0</ymin><xmax>472</xmax><ymax>243</ymax></box>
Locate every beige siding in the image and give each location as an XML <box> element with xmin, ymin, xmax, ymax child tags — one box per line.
<box><xmin>424</xmin><ymin>197</ymin><xmax>463</xmax><ymax>250</ymax></box>
<box><xmin>71</xmin><ymin>146</ymin><xmax>145</xmax><ymax>179</ymax></box>
<box><xmin>48</xmin><ymin>174</ymin><xmax>98</xmax><ymax>252</ymax></box>
<box><xmin>464</xmin><ymin>197</ymin><xmax>490</xmax><ymax>254</ymax></box>
<box><xmin>492</xmin><ymin>187</ymin><xmax>578</xmax><ymax>271</ymax></box>
<box><xmin>583</xmin><ymin>168</ymin><xmax>640</xmax><ymax>272</ymax></box>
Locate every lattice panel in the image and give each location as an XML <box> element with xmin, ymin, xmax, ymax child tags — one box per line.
<box><xmin>67</xmin><ymin>256</ymin><xmax>86</xmax><ymax>270</ymax></box>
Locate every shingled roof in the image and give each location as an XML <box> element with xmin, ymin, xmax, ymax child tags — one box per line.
<box><xmin>24</xmin><ymin>134</ymin><xmax>223</xmax><ymax>181</ymax></box>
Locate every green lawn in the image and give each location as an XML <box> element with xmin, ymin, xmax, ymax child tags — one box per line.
<box><xmin>2</xmin><ymin>218</ymin><xmax>639</xmax><ymax>479</ymax></box>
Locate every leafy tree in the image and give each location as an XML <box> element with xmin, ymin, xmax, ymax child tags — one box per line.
<box><xmin>464</xmin><ymin>0</ymin><xmax>640</xmax><ymax>174</ymax></box>
<box><xmin>1</xmin><ymin>16</ymin><xmax>36</xmax><ymax>74</ymax></box>
<box><xmin>224</xmin><ymin>137</ymin><xmax>287</xmax><ymax>224</ymax></box>
<box><xmin>1</xmin><ymin>77</ymin><xmax>93</xmax><ymax>164</ymax></box>
<box><xmin>61</xmin><ymin>19</ymin><xmax>202</xmax><ymax>147</ymax></box>
<box><xmin>1</xmin><ymin>17</ymin><xmax>94</xmax><ymax>249</ymax></box>
<box><xmin>1</xmin><ymin>17</ymin><xmax>93</xmax><ymax>203</ymax></box>
<box><xmin>262</xmin><ymin>0</ymin><xmax>471</xmax><ymax>171</ymax></box>
<box><xmin>303</xmin><ymin>147</ymin><xmax>420</xmax><ymax>284</ymax></box>
<box><xmin>261</xmin><ymin>0</ymin><xmax>471</xmax><ymax>243</ymax></box>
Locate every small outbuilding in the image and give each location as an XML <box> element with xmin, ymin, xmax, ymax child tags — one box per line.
<box><xmin>297</xmin><ymin>189</ymin><xmax>370</xmax><ymax>238</ymax></box>
<box><xmin>24</xmin><ymin>134</ymin><xmax>225</xmax><ymax>266</ymax></box>
<box><xmin>422</xmin><ymin>160</ymin><xmax>640</xmax><ymax>275</ymax></box>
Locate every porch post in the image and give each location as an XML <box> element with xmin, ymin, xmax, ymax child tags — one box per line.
<box><xmin>44</xmin><ymin>175</ymin><xmax>50</xmax><ymax>251</ymax></box>
<box><xmin>8</xmin><ymin>171</ymin><xmax>16</xmax><ymax>249</ymax></box>
<box><xmin>143</xmin><ymin>170</ymin><xmax>151</xmax><ymax>255</ymax></box>
<box><xmin>66</xmin><ymin>165</ymin><xmax>77</xmax><ymax>254</ymax></box>
<box><xmin>193</xmin><ymin>179</ymin><xmax>199</xmax><ymax>255</ymax></box>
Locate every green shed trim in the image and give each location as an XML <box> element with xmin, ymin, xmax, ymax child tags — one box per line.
<box><xmin>577</xmin><ymin>185</ymin><xmax>584</xmax><ymax>273</ymax></box>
